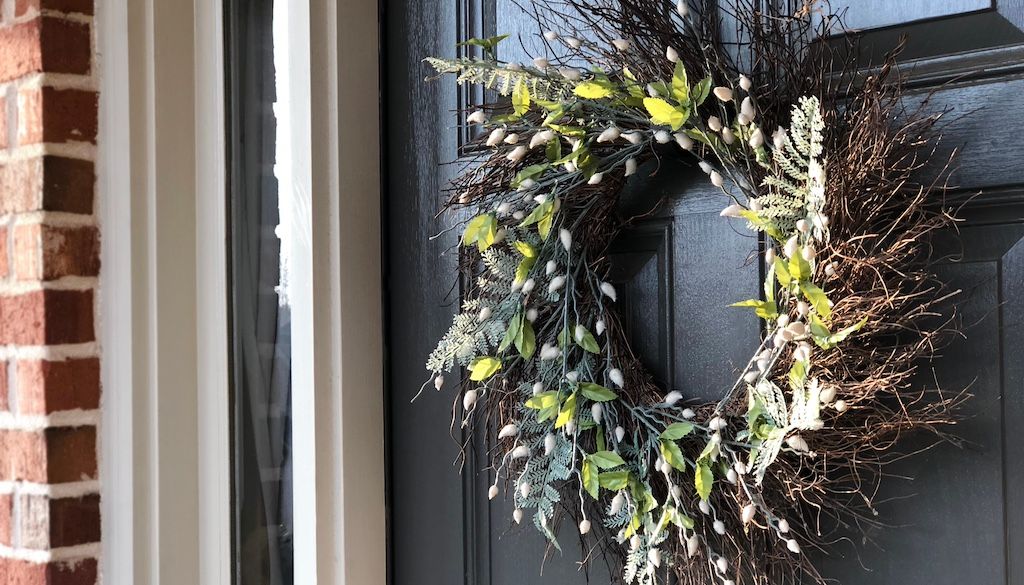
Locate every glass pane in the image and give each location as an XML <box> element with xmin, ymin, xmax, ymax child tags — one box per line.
<box><xmin>226</xmin><ymin>0</ymin><xmax>294</xmax><ymax>583</ymax></box>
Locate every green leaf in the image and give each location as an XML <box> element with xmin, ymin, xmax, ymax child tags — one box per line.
<box><xmin>660</xmin><ymin>422</ymin><xmax>695</xmax><ymax>440</ymax></box>
<box><xmin>738</xmin><ymin>210</ymin><xmax>784</xmax><ymax>241</ymax></box>
<box><xmin>468</xmin><ymin>356</ymin><xmax>501</xmax><ymax>381</ymax></box>
<box><xmin>579</xmin><ymin>382</ymin><xmax>617</xmax><ymax>402</ymax></box>
<box><xmin>525</xmin><ymin>391</ymin><xmax>559</xmax><ymax>410</ymax></box>
<box><xmin>598</xmin><ymin>470</ymin><xmax>630</xmax><ymax>490</ymax></box>
<box><xmin>545</xmin><ymin>137</ymin><xmax>562</xmax><ymax>162</ymax></box>
<box><xmin>695</xmin><ymin>462</ymin><xmax>713</xmax><ymax>501</ymax></box>
<box><xmin>666</xmin><ymin>506</ymin><xmax>695</xmax><ymax>529</ymax></box>
<box><xmin>589</xmin><ymin>450</ymin><xmax>626</xmax><ymax>469</ymax></box>
<box><xmin>516</xmin><ymin>319</ymin><xmax>536</xmax><ymax>359</ymax></box>
<box><xmin>692</xmin><ymin>76</ymin><xmax>712</xmax><ymax>106</ymax></box>
<box><xmin>671</xmin><ymin>60</ymin><xmax>690</xmax><ymax>103</ymax></box>
<box><xmin>456</xmin><ymin>34</ymin><xmax>510</xmax><ymax>56</ymax></box>
<box><xmin>511</xmin><ymin>79</ymin><xmax>530</xmax><ymax>116</ymax></box>
<box><xmin>659</xmin><ymin>439</ymin><xmax>687</xmax><ymax>471</ymax></box>
<box><xmin>557</xmin><ymin>326</ymin><xmax>569</xmax><ymax>348</ymax></box>
<box><xmin>573</xmin><ymin>81</ymin><xmax>613</xmax><ymax>99</ymax></box>
<box><xmin>574</xmin><ymin>326</ymin><xmax>600</xmax><ymax>353</ymax></box>
<box><xmin>511</xmin><ymin>163</ymin><xmax>549</xmax><ymax>188</ymax></box>
<box><xmin>643</xmin><ymin>97</ymin><xmax>688</xmax><ymax>130</ymax></box>
<box><xmin>546</xmin><ymin>123</ymin><xmax>586</xmax><ymax>137</ymax></box>
<box><xmin>555</xmin><ymin>391</ymin><xmax>577</xmax><ymax>428</ymax></box>
<box><xmin>799</xmin><ymin>281</ymin><xmax>832</xmax><ymax>320</ymax></box>
<box><xmin>811</xmin><ymin>315</ymin><xmax>867</xmax><ymax>349</ymax></box>
<box><xmin>498</xmin><ymin>313</ymin><xmax>522</xmax><ymax>352</ymax></box>
<box><xmin>581</xmin><ymin>459</ymin><xmax>599</xmax><ymax>499</ymax></box>
<box><xmin>519</xmin><ymin>199</ymin><xmax>554</xmax><ymax>228</ymax></box>
<box><xmin>683</xmin><ymin>128</ymin><xmax>724</xmax><ymax>151</ymax></box>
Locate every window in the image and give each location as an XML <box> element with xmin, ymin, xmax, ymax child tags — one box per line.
<box><xmin>225</xmin><ymin>0</ymin><xmax>300</xmax><ymax>582</ymax></box>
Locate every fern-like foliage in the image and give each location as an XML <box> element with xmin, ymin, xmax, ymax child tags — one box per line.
<box><xmin>756</xmin><ymin>96</ymin><xmax>826</xmax><ymax>237</ymax></box>
<box><xmin>425</xmin><ymin>57</ymin><xmax>571</xmax><ymax>101</ymax></box>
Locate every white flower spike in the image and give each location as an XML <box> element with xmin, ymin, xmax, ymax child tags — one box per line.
<box><xmin>609</xmin><ymin>368</ymin><xmax>625</xmax><ymax>388</ymax></box>
<box><xmin>600</xmin><ymin>281</ymin><xmax>617</xmax><ymax>301</ymax></box>
<box><xmin>559</xmin><ymin>228</ymin><xmax>572</xmax><ymax>251</ymax></box>
<box><xmin>713</xmin><ymin>86</ymin><xmax>734</xmax><ymax>102</ymax></box>
<box><xmin>597</xmin><ymin>126</ymin><xmax>621</xmax><ymax>143</ymax></box>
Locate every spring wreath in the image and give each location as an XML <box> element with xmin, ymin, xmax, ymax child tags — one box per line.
<box><xmin>419</xmin><ymin>1</ymin><xmax>962</xmax><ymax>583</ymax></box>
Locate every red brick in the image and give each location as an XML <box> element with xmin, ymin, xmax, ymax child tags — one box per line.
<box><xmin>0</xmin><ymin>18</ymin><xmax>91</xmax><ymax>84</ymax></box>
<box><xmin>0</xmin><ymin>493</ymin><xmax>11</xmax><ymax>546</ymax></box>
<box><xmin>0</xmin><ymin>226</ymin><xmax>8</xmax><ymax>280</ymax></box>
<box><xmin>0</xmin><ymin>95</ymin><xmax>7</xmax><ymax>150</ymax></box>
<box><xmin>45</xmin><ymin>426</ymin><xmax>97</xmax><ymax>483</ymax></box>
<box><xmin>0</xmin><ymin>429</ymin><xmax>47</xmax><ymax>482</ymax></box>
<box><xmin>48</xmin><ymin>495</ymin><xmax>100</xmax><ymax>547</ymax></box>
<box><xmin>13</xmin><ymin>224</ymin><xmax>99</xmax><ymax>280</ymax></box>
<box><xmin>0</xmin><ymin>427</ymin><xmax>96</xmax><ymax>483</ymax></box>
<box><xmin>0</xmin><ymin>157</ymin><xmax>95</xmax><ymax>214</ymax></box>
<box><xmin>16</xmin><ymin>0</ymin><xmax>95</xmax><ymax>16</ymax></box>
<box><xmin>0</xmin><ymin>557</ymin><xmax>97</xmax><ymax>585</ymax></box>
<box><xmin>16</xmin><ymin>358</ymin><xmax>100</xmax><ymax>414</ymax></box>
<box><xmin>19</xmin><ymin>494</ymin><xmax>100</xmax><ymax>549</ymax></box>
<box><xmin>17</xmin><ymin>87</ymin><xmax>97</xmax><ymax>146</ymax></box>
<box><xmin>0</xmin><ymin>361</ymin><xmax>8</xmax><ymax>412</ymax></box>
<box><xmin>0</xmin><ymin>289</ymin><xmax>94</xmax><ymax>345</ymax></box>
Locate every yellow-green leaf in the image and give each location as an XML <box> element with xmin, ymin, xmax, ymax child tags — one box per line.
<box><xmin>512</xmin><ymin>80</ymin><xmax>530</xmax><ymax>116</ymax></box>
<box><xmin>643</xmin><ymin>97</ymin><xmax>688</xmax><ymax>130</ymax></box>
<box><xmin>774</xmin><ymin>256</ymin><xmax>792</xmax><ymax>288</ymax></box>
<box><xmin>461</xmin><ymin>214</ymin><xmax>488</xmax><ymax>246</ymax></box>
<box><xmin>799</xmin><ymin>281</ymin><xmax>832</xmax><ymax>320</ymax></box>
<box><xmin>671</xmin><ymin>61</ymin><xmax>689</xmax><ymax>103</ymax></box>
<box><xmin>513</xmin><ymin>240</ymin><xmax>536</xmax><ymax>258</ymax></box>
<box><xmin>695</xmin><ymin>462</ymin><xmax>713</xmax><ymax>501</ymax></box>
<box><xmin>789</xmin><ymin>250</ymin><xmax>812</xmax><ymax>282</ymax></box>
<box><xmin>515</xmin><ymin>257</ymin><xmax>535</xmax><ymax>283</ymax></box>
<box><xmin>574</xmin><ymin>81</ymin><xmax>613</xmax><ymax>99</ymax></box>
<box><xmin>582</xmin><ymin>459</ymin><xmax>599</xmax><ymax>499</ymax></box>
<box><xmin>659</xmin><ymin>439</ymin><xmax>687</xmax><ymax>471</ymax></box>
<box><xmin>555</xmin><ymin>391</ymin><xmax>577</xmax><ymax>428</ymax></box>
<box><xmin>468</xmin><ymin>356</ymin><xmax>501</xmax><ymax>381</ymax></box>
<box><xmin>525</xmin><ymin>391</ymin><xmax>559</xmax><ymax>410</ymax></box>
<box><xmin>788</xmin><ymin>358</ymin><xmax>807</xmax><ymax>392</ymax></box>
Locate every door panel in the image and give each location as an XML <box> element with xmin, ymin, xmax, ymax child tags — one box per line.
<box><xmin>386</xmin><ymin>2</ymin><xmax>1024</xmax><ymax>584</ymax></box>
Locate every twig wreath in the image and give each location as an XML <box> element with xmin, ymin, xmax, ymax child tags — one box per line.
<box><xmin>419</xmin><ymin>1</ymin><xmax>963</xmax><ymax>583</ymax></box>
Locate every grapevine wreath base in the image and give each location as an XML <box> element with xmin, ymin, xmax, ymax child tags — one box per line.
<box><xmin>417</xmin><ymin>1</ymin><xmax>964</xmax><ymax>584</ymax></box>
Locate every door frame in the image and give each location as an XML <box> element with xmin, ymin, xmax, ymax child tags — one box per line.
<box><xmin>97</xmin><ymin>0</ymin><xmax>385</xmax><ymax>583</ymax></box>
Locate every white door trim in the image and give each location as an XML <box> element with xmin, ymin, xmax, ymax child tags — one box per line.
<box><xmin>98</xmin><ymin>0</ymin><xmax>385</xmax><ymax>583</ymax></box>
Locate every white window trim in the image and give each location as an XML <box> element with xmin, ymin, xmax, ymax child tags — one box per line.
<box><xmin>98</xmin><ymin>0</ymin><xmax>385</xmax><ymax>583</ymax></box>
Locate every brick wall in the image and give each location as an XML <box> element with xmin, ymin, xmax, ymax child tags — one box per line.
<box><xmin>0</xmin><ymin>0</ymin><xmax>100</xmax><ymax>583</ymax></box>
